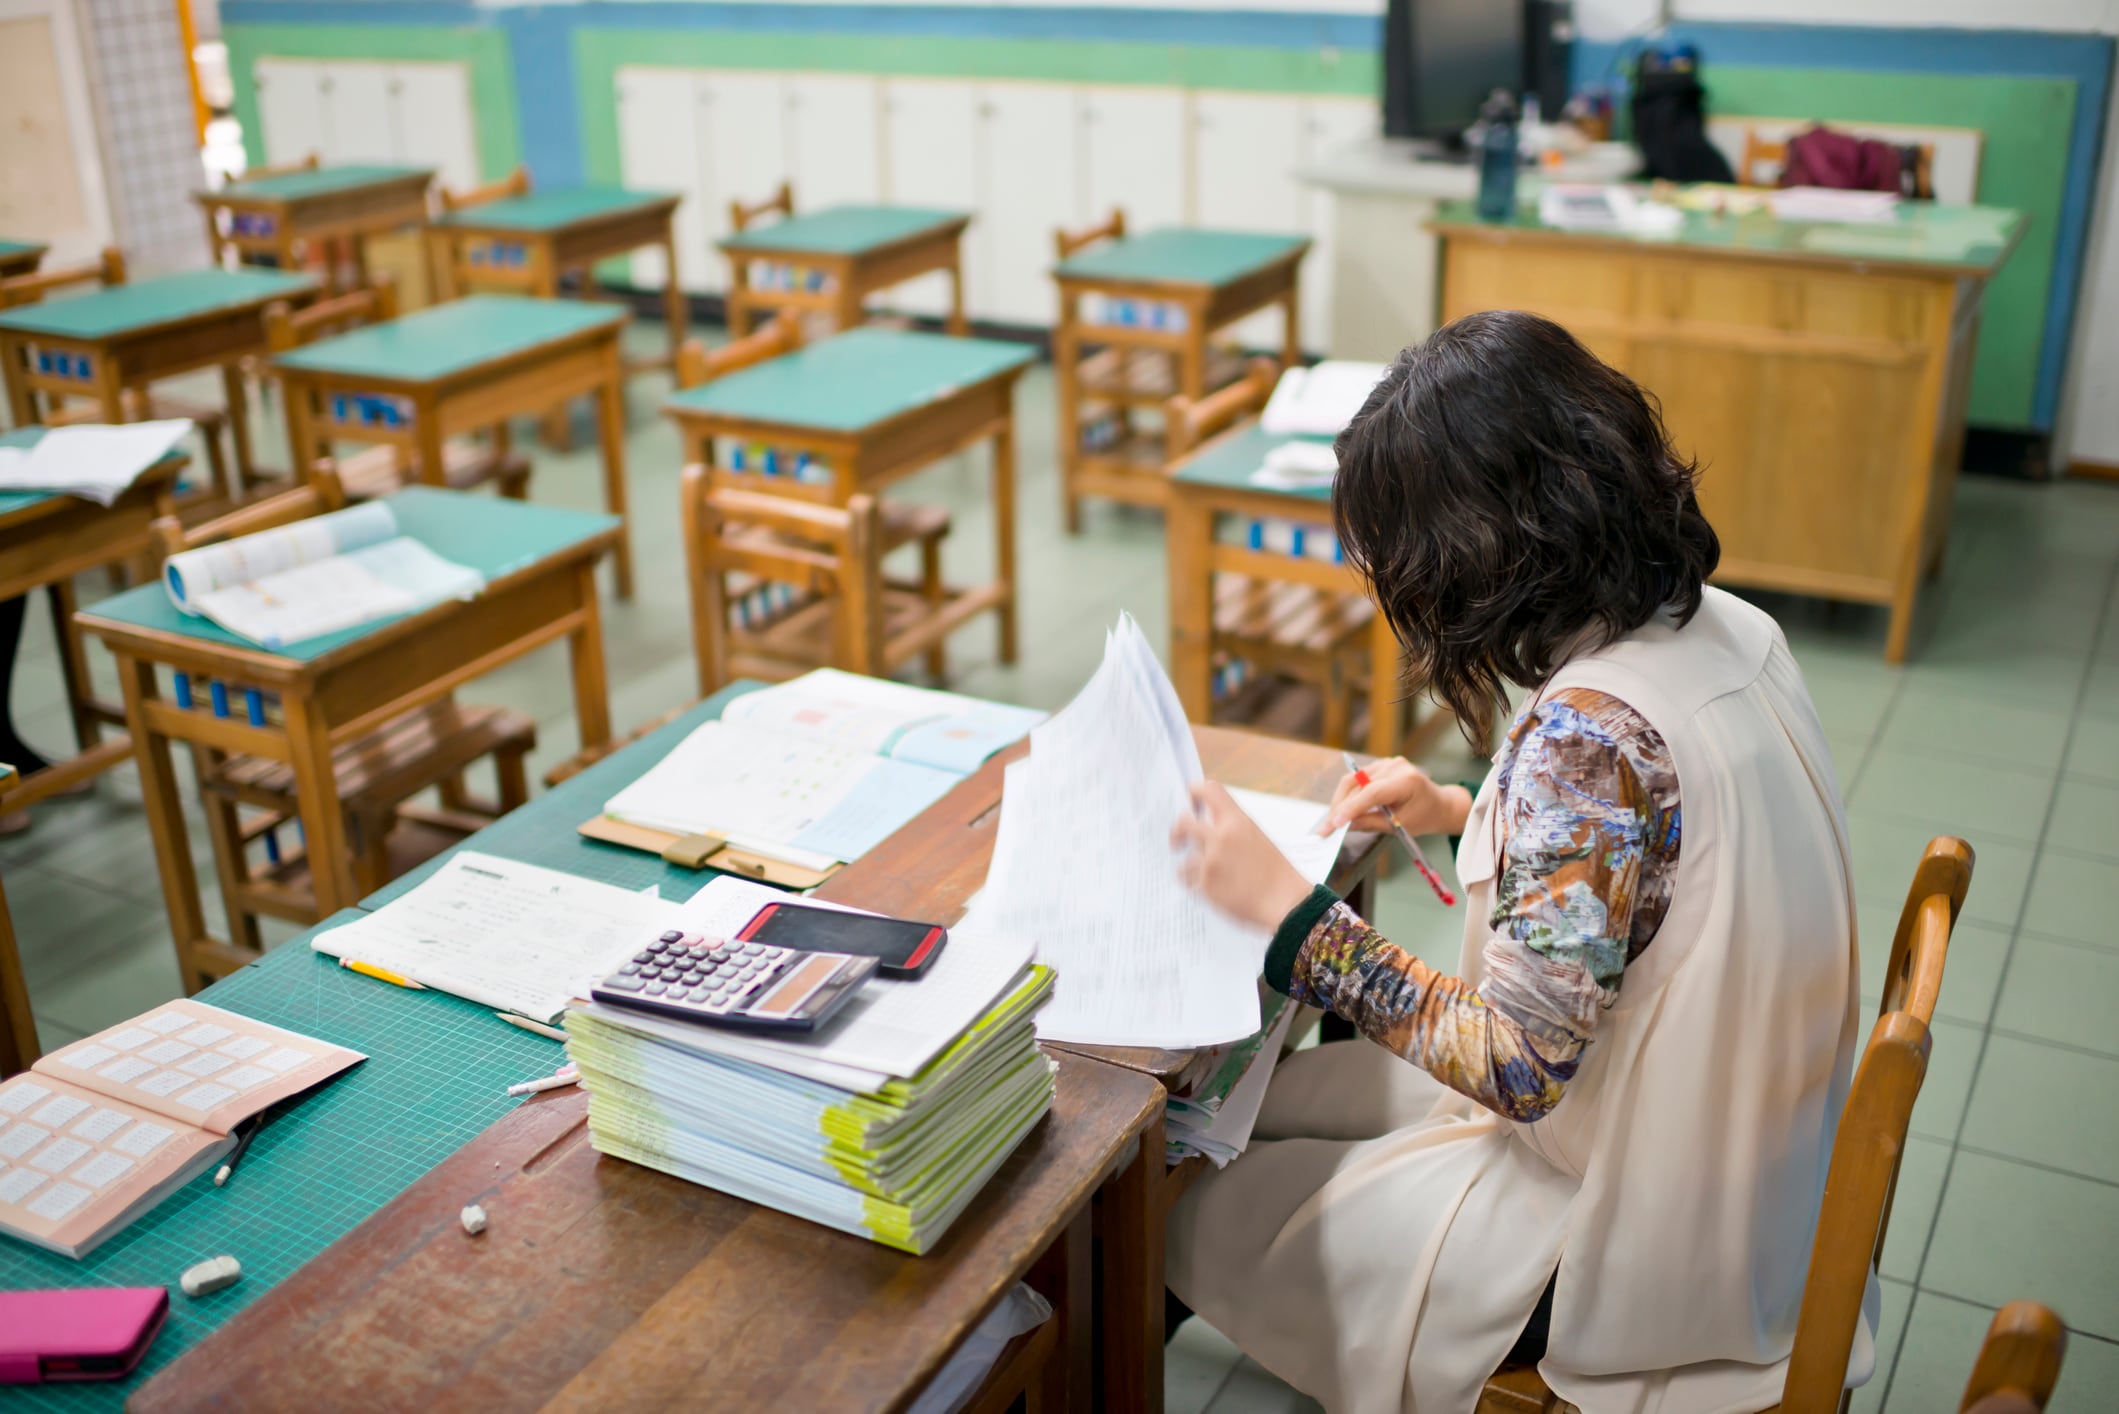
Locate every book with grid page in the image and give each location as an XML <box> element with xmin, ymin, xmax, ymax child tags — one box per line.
<box><xmin>0</xmin><ymin>1001</ymin><xmax>363</xmax><ymax>1258</ymax></box>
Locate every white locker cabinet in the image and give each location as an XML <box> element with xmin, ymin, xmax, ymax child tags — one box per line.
<box><xmin>1079</xmin><ymin>85</ymin><xmax>1188</xmax><ymax>232</ymax></box>
<box><xmin>976</xmin><ymin>81</ymin><xmax>1079</xmax><ymax>326</ymax></box>
<box><xmin>786</xmin><ymin>73</ymin><xmax>882</xmax><ymax>211</ymax></box>
<box><xmin>616</xmin><ymin>67</ymin><xmax>710</xmax><ymax>292</ymax></box>
<box><xmin>1193</xmin><ymin>90</ymin><xmax>1308</xmax><ymax>350</ymax></box>
<box><xmin>879</xmin><ymin>77</ymin><xmax>980</xmax><ymax>318</ymax></box>
<box><xmin>700</xmin><ymin>69</ymin><xmax>790</xmax><ymax>247</ymax></box>
<box><xmin>250</xmin><ymin>58</ymin><xmax>479</xmax><ymax>196</ymax></box>
<box><xmin>252</xmin><ymin>58</ymin><xmax>328</xmax><ymax>169</ymax></box>
<box><xmin>390</xmin><ymin>61</ymin><xmax>480</xmax><ymax>195</ymax></box>
<box><xmin>319</xmin><ymin>62</ymin><xmax>396</xmax><ymax>167</ymax></box>
<box><xmin>1299</xmin><ymin>96</ymin><xmax>1380</xmax><ymax>354</ymax></box>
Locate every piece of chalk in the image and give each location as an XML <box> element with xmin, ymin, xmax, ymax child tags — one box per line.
<box><xmin>180</xmin><ymin>1255</ymin><xmax>243</xmax><ymax>1297</ymax></box>
<box><xmin>461</xmin><ymin>1203</ymin><xmax>488</xmax><ymax>1236</ymax></box>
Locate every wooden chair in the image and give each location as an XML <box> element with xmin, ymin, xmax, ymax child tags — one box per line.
<box><xmin>1959</xmin><ymin>1301</ymin><xmax>2066</xmax><ymax>1413</ymax></box>
<box><xmin>0</xmin><ymin>247</ymin><xmax>237</xmax><ymax>500</ymax></box>
<box><xmin>263</xmin><ymin>275</ymin><xmax>531</xmax><ymax>501</ymax></box>
<box><xmin>1740</xmin><ymin>126</ymin><xmax>1936</xmax><ymax>198</ymax></box>
<box><xmin>675</xmin><ymin>315</ymin><xmax>955</xmax><ymax>680</ymax></box>
<box><xmin>730</xmin><ymin>181</ymin><xmax>794</xmax><ymax>235</ymax></box>
<box><xmin>1168</xmin><ymin>359</ymin><xmax>1375</xmax><ymax>749</ymax></box>
<box><xmin>1479</xmin><ymin>836</ymin><xmax>1974</xmax><ymax>1414</ymax></box>
<box><xmin>241</xmin><ymin>152</ymin><xmax>321</xmax><ymax>182</ymax></box>
<box><xmin>438</xmin><ymin>163</ymin><xmax>531</xmax><ymax>217</ymax></box>
<box><xmin>150</xmin><ymin>473</ymin><xmax>536</xmax><ymax>943</ymax></box>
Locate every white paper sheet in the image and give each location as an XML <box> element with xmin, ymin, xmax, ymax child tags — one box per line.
<box><xmin>189</xmin><ymin>536</ymin><xmax>484</xmax><ymax>648</ymax></box>
<box><xmin>1249</xmin><ymin>438</ymin><xmax>1338</xmax><ymax>489</ymax></box>
<box><xmin>1260</xmin><ymin>361</ymin><xmax>1389</xmax><ymax>436</ymax></box>
<box><xmin>1170</xmin><ymin>1000</ymin><xmax>1296</xmax><ymax>1168</ymax></box>
<box><xmin>163</xmin><ymin>501</ymin><xmax>400</xmax><ymax>610</ymax></box>
<box><xmin>721</xmin><ymin>668</ymin><xmax>1044</xmax><ymax>775</ymax></box>
<box><xmin>0</xmin><ymin>420</ymin><xmax>193</xmax><ymax>506</ymax></box>
<box><xmin>313</xmin><ymin>852</ymin><xmax>679</xmax><ymax>1022</ymax></box>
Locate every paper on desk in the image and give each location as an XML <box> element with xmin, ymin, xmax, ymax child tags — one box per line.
<box><xmin>190</xmin><ymin>536</ymin><xmax>484</xmax><ymax>648</ymax></box>
<box><xmin>164</xmin><ymin>500</ymin><xmax>400</xmax><ymax>610</ymax></box>
<box><xmin>663</xmin><ymin>876</ymin><xmax>1039</xmax><ymax>1082</ymax></box>
<box><xmin>313</xmin><ymin>852</ymin><xmax>679</xmax><ymax>1023</ymax></box>
<box><xmin>1261</xmin><ymin>361</ymin><xmax>1388</xmax><ymax>436</ymax></box>
<box><xmin>1175</xmin><ymin>998</ymin><xmax>1296</xmax><ymax>1168</ymax></box>
<box><xmin>976</xmin><ymin>616</ymin><xmax>1325</xmax><ymax>1049</ymax></box>
<box><xmin>721</xmin><ymin>668</ymin><xmax>1045</xmax><ymax>776</ymax></box>
<box><xmin>1249</xmin><ymin>438</ymin><xmax>1338</xmax><ymax>490</ymax></box>
<box><xmin>0</xmin><ymin>419</ymin><xmax>191</xmax><ymax>506</ymax></box>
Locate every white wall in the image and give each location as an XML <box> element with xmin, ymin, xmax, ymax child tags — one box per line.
<box><xmin>1578</xmin><ymin>0</ymin><xmax>2119</xmax><ymax>38</ymax></box>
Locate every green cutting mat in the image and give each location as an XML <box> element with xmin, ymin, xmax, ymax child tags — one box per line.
<box><xmin>0</xmin><ymin>922</ymin><xmax>564</xmax><ymax>1409</ymax></box>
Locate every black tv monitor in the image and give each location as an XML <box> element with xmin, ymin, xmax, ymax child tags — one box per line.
<box><xmin>1382</xmin><ymin>0</ymin><xmax>1527</xmax><ymax>147</ymax></box>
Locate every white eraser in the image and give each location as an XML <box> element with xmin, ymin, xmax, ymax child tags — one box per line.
<box><xmin>180</xmin><ymin>1255</ymin><xmax>242</xmax><ymax>1297</ymax></box>
<box><xmin>460</xmin><ymin>1203</ymin><xmax>488</xmax><ymax>1236</ymax></box>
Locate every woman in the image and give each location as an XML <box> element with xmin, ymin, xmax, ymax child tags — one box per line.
<box><xmin>1168</xmin><ymin>311</ymin><xmax>1866</xmax><ymax>1412</ymax></box>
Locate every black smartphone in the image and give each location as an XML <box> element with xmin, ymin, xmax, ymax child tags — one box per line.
<box><xmin>735</xmin><ymin>902</ymin><xmax>947</xmax><ymax>978</ymax></box>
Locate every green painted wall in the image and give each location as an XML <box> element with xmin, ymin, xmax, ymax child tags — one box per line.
<box><xmin>222</xmin><ymin>24</ymin><xmax>523</xmax><ymax>183</ymax></box>
<box><xmin>572</xmin><ymin>28</ymin><xmax>1378</xmax><ymax>185</ymax></box>
<box><xmin>1706</xmin><ymin>67</ymin><xmax>2076</xmax><ymax>431</ymax></box>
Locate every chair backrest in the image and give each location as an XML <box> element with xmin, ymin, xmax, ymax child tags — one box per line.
<box><xmin>1877</xmin><ymin>836</ymin><xmax>1971</xmax><ymax>1026</ymax></box>
<box><xmin>0</xmin><ymin>246</ymin><xmax>125</xmax><ymax>309</ymax></box>
<box><xmin>1055</xmin><ymin>208</ymin><xmax>1126</xmax><ymax>260</ymax></box>
<box><xmin>730</xmin><ymin>181</ymin><xmax>794</xmax><ymax>234</ymax></box>
<box><xmin>1738</xmin><ymin>129</ymin><xmax>1787</xmax><ymax>188</ymax></box>
<box><xmin>241</xmin><ymin>152</ymin><xmax>321</xmax><ymax>183</ymax></box>
<box><xmin>680</xmin><ymin>466</ymin><xmax>883</xmax><ymax>695</ymax></box>
<box><xmin>440</xmin><ymin>164</ymin><xmax>531</xmax><ymax>215</ymax></box>
<box><xmin>1960</xmin><ymin>1302</ymin><xmax>2067</xmax><ymax>1412</ymax></box>
<box><xmin>1166</xmin><ymin>358</ymin><xmax>1281</xmax><ymax>459</ymax></box>
<box><xmin>673</xmin><ymin>312</ymin><xmax>804</xmax><ymax>392</ymax></box>
<box><xmin>152</xmin><ymin>467</ymin><xmax>347</xmax><ymax>561</ymax></box>
<box><xmin>263</xmin><ymin>275</ymin><xmax>399</xmax><ymax>356</ymax></box>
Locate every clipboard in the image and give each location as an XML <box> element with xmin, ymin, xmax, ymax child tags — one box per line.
<box><xmin>577</xmin><ymin>813</ymin><xmax>841</xmax><ymax>890</ymax></box>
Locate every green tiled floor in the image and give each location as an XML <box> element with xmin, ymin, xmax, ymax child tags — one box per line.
<box><xmin>6</xmin><ymin>320</ymin><xmax>2119</xmax><ymax>1411</ymax></box>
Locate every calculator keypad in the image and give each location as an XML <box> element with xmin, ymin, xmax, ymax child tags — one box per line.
<box><xmin>595</xmin><ymin>931</ymin><xmax>797</xmax><ymax>1016</ymax></box>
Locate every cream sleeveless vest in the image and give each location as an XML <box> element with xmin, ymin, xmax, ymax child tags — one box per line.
<box><xmin>1164</xmin><ymin>587</ymin><xmax>1871</xmax><ymax>1413</ymax></box>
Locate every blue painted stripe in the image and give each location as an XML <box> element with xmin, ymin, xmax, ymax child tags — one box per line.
<box><xmin>1574</xmin><ymin>21</ymin><xmax>2115</xmax><ymax>433</ymax></box>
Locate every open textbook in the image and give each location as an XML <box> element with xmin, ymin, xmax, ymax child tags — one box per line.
<box><xmin>1260</xmin><ymin>360</ymin><xmax>1388</xmax><ymax>436</ymax></box>
<box><xmin>0</xmin><ymin>1001</ymin><xmax>363</xmax><ymax>1257</ymax></box>
<box><xmin>0</xmin><ymin>419</ymin><xmax>192</xmax><ymax>506</ymax></box>
<box><xmin>163</xmin><ymin>500</ymin><xmax>483</xmax><ymax>649</ymax></box>
<box><xmin>597</xmin><ymin>671</ymin><xmax>1046</xmax><ymax>873</ymax></box>
<box><xmin>972</xmin><ymin>616</ymin><xmax>1346</xmax><ymax>1048</ymax></box>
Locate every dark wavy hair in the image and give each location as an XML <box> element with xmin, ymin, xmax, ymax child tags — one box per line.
<box><xmin>1331</xmin><ymin>310</ymin><xmax>1721</xmax><ymax>735</ymax></box>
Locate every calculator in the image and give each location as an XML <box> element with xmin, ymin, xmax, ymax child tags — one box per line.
<box><xmin>588</xmin><ymin>930</ymin><xmax>878</xmax><ymax>1033</ymax></box>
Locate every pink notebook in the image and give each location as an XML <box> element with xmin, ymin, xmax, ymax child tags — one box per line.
<box><xmin>0</xmin><ymin>1286</ymin><xmax>169</xmax><ymax>1383</ymax></box>
<box><xmin>0</xmin><ymin>999</ymin><xmax>364</xmax><ymax>1258</ymax></box>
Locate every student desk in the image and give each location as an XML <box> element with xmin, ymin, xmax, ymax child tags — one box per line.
<box><xmin>197</xmin><ymin>164</ymin><xmax>436</xmax><ymax>287</ymax></box>
<box><xmin>719</xmin><ymin>205</ymin><xmax>973</xmax><ymax>337</ymax></box>
<box><xmin>72</xmin><ymin>488</ymin><xmax>619</xmax><ymax>993</ymax></box>
<box><xmin>1431</xmin><ymin>197</ymin><xmax>2024</xmax><ymax>662</ymax></box>
<box><xmin>0</xmin><ymin>427</ymin><xmax>186</xmax><ymax>812</ymax></box>
<box><xmin>0</xmin><ymin>268</ymin><xmax>317</xmax><ymax>488</ymax></box>
<box><xmin>0</xmin><ymin>238</ymin><xmax>47</xmax><ymax>279</ymax></box>
<box><xmin>270</xmin><ymin>294</ymin><xmax>639</xmax><ymax>599</ymax></box>
<box><xmin>663</xmin><ymin>327</ymin><xmax>1035</xmax><ymax>663</ymax></box>
<box><xmin>1050</xmin><ymin>229</ymin><xmax>1309</xmax><ymax>530</ymax></box>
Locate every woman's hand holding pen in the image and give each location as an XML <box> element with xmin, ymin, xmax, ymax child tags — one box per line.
<box><xmin>1316</xmin><ymin>757</ymin><xmax>1473</xmax><ymax>839</ymax></box>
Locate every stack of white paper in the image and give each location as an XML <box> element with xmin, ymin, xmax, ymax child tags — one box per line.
<box><xmin>164</xmin><ymin>500</ymin><xmax>483</xmax><ymax>648</ymax></box>
<box><xmin>973</xmin><ymin>616</ymin><xmax>1345</xmax><ymax>1049</ymax></box>
<box><xmin>1260</xmin><ymin>361</ymin><xmax>1388</xmax><ymax>436</ymax></box>
<box><xmin>1249</xmin><ymin>438</ymin><xmax>1338</xmax><ymax>490</ymax></box>
<box><xmin>1769</xmin><ymin>186</ymin><xmax>1900</xmax><ymax>224</ymax></box>
<box><xmin>0</xmin><ymin>420</ymin><xmax>192</xmax><ymax>506</ymax></box>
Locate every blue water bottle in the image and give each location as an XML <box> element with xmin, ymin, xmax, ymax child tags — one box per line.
<box><xmin>1476</xmin><ymin>88</ymin><xmax>1521</xmax><ymax>222</ymax></box>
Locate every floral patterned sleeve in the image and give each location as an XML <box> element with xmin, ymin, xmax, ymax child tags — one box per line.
<box><xmin>1262</xmin><ymin>689</ymin><xmax>1680</xmax><ymax>1123</ymax></box>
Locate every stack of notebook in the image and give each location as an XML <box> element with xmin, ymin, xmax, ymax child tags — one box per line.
<box><xmin>564</xmin><ymin>878</ymin><xmax>1054</xmax><ymax>1255</ymax></box>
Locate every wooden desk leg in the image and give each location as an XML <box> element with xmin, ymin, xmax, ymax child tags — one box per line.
<box><xmin>1281</xmin><ymin>283</ymin><xmax>1303</xmax><ymax>372</ymax></box>
<box><xmin>534</xmin><ymin>248</ymin><xmax>577</xmax><ymax>453</ymax></box>
<box><xmin>569</xmin><ymin>560</ymin><xmax>615</xmax><ymax>751</ymax></box>
<box><xmin>116</xmin><ymin>656</ymin><xmax>216</xmax><ymax>993</ymax></box>
<box><xmin>1026</xmin><ymin>1206</ymin><xmax>1095</xmax><ymax>1414</ymax></box>
<box><xmin>1366</xmin><ymin>614</ymin><xmax>1400</xmax><ymax>761</ymax></box>
<box><xmin>993</xmin><ymin>419</ymin><xmax>1019</xmax><ymax>665</ymax></box>
<box><xmin>0</xmin><ymin>868</ymin><xmax>37</xmax><ymax>1078</ymax></box>
<box><xmin>1055</xmin><ymin>294</ymin><xmax>1084</xmax><ymax>535</ymax></box>
<box><xmin>1</xmin><ymin>336</ymin><xmax>34</xmax><ymax>426</ymax></box>
<box><xmin>413</xmin><ymin>392</ymin><xmax>449</xmax><ymax>490</ymax></box>
<box><xmin>283</xmin><ymin>693</ymin><xmax>356</xmax><ymax>915</ymax></box>
<box><xmin>222</xmin><ymin>361</ymin><xmax>257</xmax><ymax>492</ymax></box>
<box><xmin>946</xmin><ymin>251</ymin><xmax>969</xmax><ymax>337</ymax></box>
<box><xmin>726</xmin><ymin>258</ymin><xmax>753</xmax><ymax>339</ymax></box>
<box><xmin>660</xmin><ymin>224</ymin><xmax>689</xmax><ymax>362</ymax></box>
<box><xmin>594</xmin><ymin>352</ymin><xmax>635</xmax><ymax>600</ymax></box>
<box><xmin>45</xmin><ymin>579</ymin><xmax>100</xmax><ymax>754</ymax></box>
<box><xmin>1096</xmin><ymin>1111</ymin><xmax>1167</xmax><ymax>1414</ymax></box>
<box><xmin>425</xmin><ymin>228</ymin><xmax>456</xmax><ymax>304</ymax></box>
<box><xmin>1166</xmin><ymin>495</ymin><xmax>1214</xmax><ymax>727</ymax></box>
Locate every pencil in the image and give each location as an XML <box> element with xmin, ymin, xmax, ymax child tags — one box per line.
<box><xmin>496</xmin><ymin>1012</ymin><xmax>568</xmax><ymax>1042</ymax></box>
<box><xmin>506</xmin><ymin>1065</ymin><xmax>581</xmax><ymax>1098</ymax></box>
<box><xmin>340</xmin><ymin>958</ymin><xmax>426</xmax><ymax>989</ymax></box>
<box><xmin>1341</xmin><ymin>752</ymin><xmax>1458</xmax><ymax>908</ymax></box>
<box><xmin>214</xmin><ymin>1116</ymin><xmax>264</xmax><ymax>1187</ymax></box>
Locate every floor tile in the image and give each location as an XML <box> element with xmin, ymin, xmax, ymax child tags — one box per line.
<box><xmin>1205</xmin><ymin>1357</ymin><xmax>1324</xmax><ymax>1414</ymax></box>
<box><xmin>1922</xmin><ymin>1150</ymin><xmax>2119</xmax><ymax>1340</ymax></box>
<box><xmin>2064</xmin><ymin>715</ymin><xmax>2119</xmax><ymax>783</ymax></box>
<box><xmin>2082</xmin><ymin>657</ymin><xmax>2119</xmax><ymax>720</ymax></box>
<box><xmin>1909</xmin><ymin>1017</ymin><xmax>1983</xmax><ymax>1143</ymax></box>
<box><xmin>1802</xmin><ymin>668</ymin><xmax>1901</xmax><ymax>740</ymax></box>
<box><xmin>2018</xmin><ymin>850</ymin><xmax>2119</xmax><ymax>951</ymax></box>
<box><xmin>2047</xmin><ymin>778</ymin><xmax>2119</xmax><ymax>859</ymax></box>
<box><xmin>1994</xmin><ymin>934</ymin><xmax>2119</xmax><ymax>1057</ymax></box>
<box><xmin>1857</xmin><ymin>906</ymin><xmax>2007</xmax><ymax>1027</ymax></box>
<box><xmin>1879</xmin><ymin>1289</ymin><xmax>1996</xmax><ymax>1412</ymax></box>
<box><xmin>1876</xmin><ymin>693</ymin><xmax>2075</xmax><ymax>775</ymax></box>
<box><xmin>1849</xmin><ymin>1278</ymin><xmax>1914</xmax><ymax>1414</ymax></box>
<box><xmin>29</xmin><ymin>926</ymin><xmax>188</xmax><ymax>1036</ymax></box>
<box><xmin>1168</xmin><ymin>1319</ymin><xmax>1246</xmax><ymax>1414</ymax></box>
<box><xmin>1962</xmin><ymin>1033</ymin><xmax>2119</xmax><ymax>1186</ymax></box>
<box><xmin>1848</xmin><ymin>814</ymin><xmax>2033</xmax><ymax>932</ymax></box>
<box><xmin>1848</xmin><ymin>748</ymin><xmax>2055</xmax><ymax>847</ymax></box>
<box><xmin>1901</xmin><ymin>645</ymin><xmax>2089</xmax><ymax>712</ymax></box>
<box><xmin>1880</xmin><ymin>1137</ymin><xmax>1951</xmax><ymax>1283</ymax></box>
<box><xmin>1825</xmin><ymin>730</ymin><xmax>1874</xmax><ymax>786</ymax></box>
<box><xmin>5</xmin><ymin>863</ymin><xmax>175</xmax><ymax>990</ymax></box>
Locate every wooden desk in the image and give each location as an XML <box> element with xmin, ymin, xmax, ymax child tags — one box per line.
<box><xmin>664</xmin><ymin>327</ymin><xmax>1035</xmax><ymax>664</ymax></box>
<box><xmin>0</xmin><ymin>428</ymin><xmax>186</xmax><ymax>810</ymax></box>
<box><xmin>1050</xmin><ymin>229</ymin><xmax>1309</xmax><ymax>530</ymax></box>
<box><xmin>271</xmin><ymin>294</ymin><xmax>638</xmax><ymax>598</ymax></box>
<box><xmin>0</xmin><ymin>268</ymin><xmax>317</xmax><ymax>487</ymax></box>
<box><xmin>198</xmin><ymin>163</ymin><xmax>435</xmax><ymax>287</ymax></box>
<box><xmin>719</xmin><ymin>205</ymin><xmax>972</xmax><ymax>338</ymax></box>
<box><xmin>1166</xmin><ymin>421</ymin><xmax>1459</xmax><ymax>763</ymax></box>
<box><xmin>1431</xmin><ymin>197</ymin><xmax>2024</xmax><ymax>662</ymax></box>
<box><xmin>428</xmin><ymin>186</ymin><xmax>686</xmax><ymax>376</ymax></box>
<box><xmin>0</xmin><ymin>239</ymin><xmax>47</xmax><ymax>281</ymax></box>
<box><xmin>73</xmin><ymin>488</ymin><xmax>619</xmax><ymax>992</ymax></box>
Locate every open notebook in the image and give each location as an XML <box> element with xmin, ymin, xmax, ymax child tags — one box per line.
<box><xmin>163</xmin><ymin>501</ymin><xmax>482</xmax><ymax>649</ymax></box>
<box><xmin>0</xmin><ymin>1001</ymin><xmax>363</xmax><ymax>1258</ymax></box>
<box><xmin>586</xmin><ymin>670</ymin><xmax>1045</xmax><ymax>880</ymax></box>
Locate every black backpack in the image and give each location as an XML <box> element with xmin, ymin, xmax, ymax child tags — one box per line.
<box><xmin>1630</xmin><ymin>62</ymin><xmax>1736</xmax><ymax>184</ymax></box>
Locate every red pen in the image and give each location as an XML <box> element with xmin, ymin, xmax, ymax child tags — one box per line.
<box><xmin>1342</xmin><ymin>752</ymin><xmax>1457</xmax><ymax>907</ymax></box>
